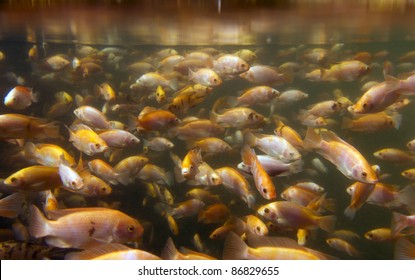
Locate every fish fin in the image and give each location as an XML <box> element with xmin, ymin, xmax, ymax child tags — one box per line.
<box><xmin>39</xmin><ymin>121</ymin><xmax>61</xmax><ymax>139</ymax></box>
<box><xmin>243</xmin><ymin>130</ymin><xmax>257</xmax><ymax>147</ymax></box>
<box><xmin>390</xmin><ymin>112</ymin><xmax>402</xmax><ymax>130</ymax></box>
<box><xmin>31</xmin><ymin>90</ymin><xmax>39</xmax><ymax>103</ymax></box>
<box><xmin>316</xmin><ymin>215</ymin><xmax>336</xmax><ymax>233</ymax></box>
<box><xmin>127</xmin><ymin>114</ymin><xmax>140</xmax><ymax>132</ymax></box>
<box><xmin>169</xmin><ymin>78</ymin><xmax>179</xmax><ymax>91</ymax></box>
<box><xmin>323</xmin><ymin>198</ymin><xmax>337</xmax><ymax>213</ymax></box>
<box><xmin>173</xmin><ymin>166</ymin><xmax>186</xmax><ymax>183</ymax></box>
<box><xmin>391</xmin><ymin>212</ymin><xmax>409</xmax><ymax>236</ymax></box>
<box><xmin>223</xmin><ymin>232</ymin><xmax>249</xmax><ymax>260</ymax></box>
<box><xmin>240</xmin><ymin>144</ymin><xmax>255</xmax><ymax>166</ymax></box>
<box><xmin>163</xmin><ymin>171</ymin><xmax>175</xmax><ymax>187</ymax></box>
<box><xmin>28</xmin><ymin>205</ymin><xmax>50</xmax><ymax>238</ymax></box>
<box><xmin>23</xmin><ymin>142</ymin><xmax>38</xmax><ymax>162</ymax></box>
<box><xmin>394</xmin><ymin>238</ymin><xmax>415</xmax><ymax>260</ymax></box>
<box><xmin>397</xmin><ymin>185</ymin><xmax>415</xmax><ymax>213</ymax></box>
<box><xmin>0</xmin><ymin>192</ymin><xmax>26</xmax><ymax>218</ymax></box>
<box><xmin>245</xmin><ymin>194</ymin><xmax>256</xmax><ymax>209</ymax></box>
<box><xmin>161</xmin><ymin>237</ymin><xmax>180</xmax><ymax>260</ymax></box>
<box><xmin>288</xmin><ymin>159</ymin><xmax>304</xmax><ymax>174</ymax></box>
<box><xmin>115</xmin><ymin>171</ymin><xmax>133</xmax><ymax>186</ymax></box>
<box><xmin>45</xmin><ymin>236</ymin><xmax>73</xmax><ymax>248</ymax></box>
<box><xmin>303</xmin><ymin>127</ymin><xmax>322</xmax><ymax>151</ymax></box>
<box><xmin>341</xmin><ymin>117</ymin><xmax>353</xmax><ymax>130</ymax></box>
<box><xmin>344</xmin><ymin>205</ymin><xmax>357</xmax><ymax>220</ymax></box>
<box><xmin>282</xmin><ymin>66</ymin><xmax>294</xmax><ymax>84</ymax></box>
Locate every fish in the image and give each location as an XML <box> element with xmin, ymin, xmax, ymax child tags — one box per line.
<box><xmin>136</xmin><ymin>72</ymin><xmax>179</xmax><ymax>91</ymax></box>
<box><xmin>181</xmin><ymin>148</ymin><xmax>203</xmax><ymax>179</ymax></box>
<box><xmin>143</xmin><ymin>137</ymin><xmax>174</xmax><ymax>153</ymax></box>
<box><xmin>326</xmin><ymin>238</ymin><xmax>360</xmax><ymax>257</ymax></box>
<box><xmin>241</xmin><ymin>145</ymin><xmax>277</xmax><ymax>200</ymax></box>
<box><xmin>244</xmin><ymin>131</ymin><xmax>302</xmax><ymax>162</ymax></box>
<box><xmin>28</xmin><ymin>205</ymin><xmax>143</xmax><ymax>249</ymax></box>
<box><xmin>135</xmin><ymin>106</ymin><xmax>180</xmax><ymax>131</ymax></box>
<box><xmin>188</xmin><ymin>68</ymin><xmax>222</xmax><ymax>87</ymax></box>
<box><xmin>67</xmin><ymin>124</ymin><xmax>108</xmax><ymax>156</ymax></box>
<box><xmin>167</xmin><ymin>84</ymin><xmax>211</xmax><ymax>114</ymax></box>
<box><xmin>113</xmin><ymin>155</ymin><xmax>149</xmax><ymax>185</ymax></box>
<box><xmin>59</xmin><ymin>158</ymin><xmax>84</xmax><ymax>192</ymax></box>
<box><xmin>65</xmin><ymin>243</ymin><xmax>160</xmax><ymax>260</ymax></box>
<box><xmin>304</xmin><ymin>128</ymin><xmax>378</xmax><ymax>184</ymax></box>
<box><xmin>341</xmin><ymin>111</ymin><xmax>402</xmax><ymax>132</ymax></box>
<box><xmin>213</xmin><ymin>54</ymin><xmax>249</xmax><ymax>76</ymax></box>
<box><xmin>161</xmin><ymin>237</ymin><xmax>216</xmax><ymax>260</ymax></box>
<box><xmin>344</xmin><ymin>181</ymin><xmax>375</xmax><ymax>219</ymax></box>
<box><xmin>257</xmin><ymin>201</ymin><xmax>336</xmax><ymax>233</ymax></box>
<box><xmin>24</xmin><ymin>142</ymin><xmax>75</xmax><ymax>167</ymax></box>
<box><xmin>0</xmin><ymin>241</ymin><xmax>65</xmax><ymax>260</ymax></box>
<box><xmin>245</xmin><ymin>215</ymin><xmax>268</xmax><ymax>236</ymax></box>
<box><xmin>223</xmin><ymin>232</ymin><xmax>324</xmax><ymax>260</ymax></box>
<box><xmin>238</xmin><ymin>155</ymin><xmax>303</xmax><ymax>177</ymax></box>
<box><xmin>4</xmin><ymin>86</ymin><xmax>38</xmax><ymax>110</ymax></box>
<box><xmin>215</xmin><ymin>166</ymin><xmax>256</xmax><ymax>208</ymax></box>
<box><xmin>320</xmin><ymin>60</ymin><xmax>370</xmax><ymax>81</ymax></box>
<box><xmin>198</xmin><ymin>203</ymin><xmax>230</xmax><ymax>224</ymax></box>
<box><xmin>373</xmin><ymin>148</ymin><xmax>415</xmax><ymax>164</ymax></box>
<box><xmin>3</xmin><ymin>166</ymin><xmax>62</xmax><ymax>191</ymax></box>
<box><xmin>210</xmin><ymin>105</ymin><xmax>266</xmax><ymax>129</ymax></box>
<box><xmin>98</xmin><ymin>129</ymin><xmax>140</xmax><ymax>148</ymax></box>
<box><xmin>0</xmin><ymin>114</ymin><xmax>60</xmax><ymax>140</ymax></box>
<box><xmin>43</xmin><ymin>91</ymin><xmax>73</xmax><ymax>119</ymax></box>
<box><xmin>74</xmin><ymin>105</ymin><xmax>111</xmax><ymax>129</ymax></box>
<box><xmin>239</xmin><ymin>65</ymin><xmax>293</xmax><ymax>85</ymax></box>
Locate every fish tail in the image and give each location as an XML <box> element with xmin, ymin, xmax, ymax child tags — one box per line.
<box><xmin>163</xmin><ymin>171</ymin><xmax>175</xmax><ymax>187</ymax></box>
<box><xmin>127</xmin><ymin>114</ymin><xmax>140</xmax><ymax>132</ymax></box>
<box><xmin>0</xmin><ymin>193</ymin><xmax>25</xmax><ymax>218</ymax></box>
<box><xmin>317</xmin><ymin>215</ymin><xmax>336</xmax><ymax>233</ymax></box>
<box><xmin>245</xmin><ymin>193</ymin><xmax>256</xmax><ymax>209</ymax></box>
<box><xmin>169</xmin><ymin>77</ymin><xmax>179</xmax><ymax>91</ymax></box>
<box><xmin>288</xmin><ymin>159</ymin><xmax>304</xmax><ymax>174</ymax></box>
<box><xmin>41</xmin><ymin>121</ymin><xmax>61</xmax><ymax>139</ymax></box>
<box><xmin>390</xmin><ymin>112</ymin><xmax>402</xmax><ymax>130</ymax></box>
<box><xmin>391</xmin><ymin>212</ymin><xmax>408</xmax><ymax>236</ymax></box>
<box><xmin>223</xmin><ymin>232</ymin><xmax>249</xmax><ymax>260</ymax></box>
<box><xmin>115</xmin><ymin>171</ymin><xmax>133</xmax><ymax>186</ymax></box>
<box><xmin>344</xmin><ymin>205</ymin><xmax>357</xmax><ymax>220</ymax></box>
<box><xmin>394</xmin><ymin>238</ymin><xmax>415</xmax><ymax>260</ymax></box>
<box><xmin>28</xmin><ymin>205</ymin><xmax>50</xmax><ymax>238</ymax></box>
<box><xmin>397</xmin><ymin>185</ymin><xmax>415</xmax><ymax>213</ymax></box>
<box><xmin>341</xmin><ymin>117</ymin><xmax>353</xmax><ymax>130</ymax></box>
<box><xmin>243</xmin><ymin>130</ymin><xmax>257</xmax><ymax>147</ymax></box>
<box><xmin>31</xmin><ymin>90</ymin><xmax>39</xmax><ymax>103</ymax></box>
<box><xmin>161</xmin><ymin>237</ymin><xmax>180</xmax><ymax>260</ymax></box>
<box><xmin>23</xmin><ymin>141</ymin><xmax>38</xmax><ymax>162</ymax></box>
<box><xmin>323</xmin><ymin>198</ymin><xmax>337</xmax><ymax>213</ymax></box>
<box><xmin>303</xmin><ymin>127</ymin><xmax>322</xmax><ymax>151</ymax></box>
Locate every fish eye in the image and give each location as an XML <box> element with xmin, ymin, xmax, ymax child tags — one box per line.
<box><xmin>190</xmin><ymin>165</ymin><xmax>194</xmax><ymax>169</ymax></box>
<box><xmin>361</xmin><ymin>171</ymin><xmax>367</xmax><ymax>177</ymax></box>
<box><xmin>127</xmin><ymin>225</ymin><xmax>135</xmax><ymax>232</ymax></box>
<box><xmin>366</xmin><ymin>233</ymin><xmax>373</xmax><ymax>239</ymax></box>
<box><xmin>101</xmin><ymin>187</ymin><xmax>107</xmax><ymax>192</ymax></box>
<box><xmin>241</xmin><ymin>63</ymin><xmax>246</xmax><ymax>68</ymax></box>
<box><xmin>71</xmin><ymin>181</ymin><xmax>76</xmax><ymax>186</ymax></box>
<box><xmin>10</xmin><ymin>177</ymin><xmax>17</xmax><ymax>183</ymax></box>
<box><xmin>262</xmin><ymin>188</ymin><xmax>267</xmax><ymax>193</ymax></box>
<box><xmin>95</xmin><ymin>143</ymin><xmax>100</xmax><ymax>148</ymax></box>
<box><xmin>264</xmin><ymin>208</ymin><xmax>269</xmax><ymax>213</ymax></box>
<box><xmin>331</xmin><ymin>103</ymin><xmax>338</xmax><ymax>109</ymax></box>
<box><xmin>289</xmin><ymin>152</ymin><xmax>294</xmax><ymax>156</ymax></box>
<box><xmin>256</xmin><ymin>226</ymin><xmax>261</xmax><ymax>232</ymax></box>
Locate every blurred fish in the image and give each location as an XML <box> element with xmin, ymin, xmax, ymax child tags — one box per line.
<box><xmin>43</xmin><ymin>91</ymin><xmax>73</xmax><ymax>118</ymax></box>
<box><xmin>65</xmin><ymin>243</ymin><xmax>160</xmax><ymax>260</ymax></box>
<box><xmin>240</xmin><ymin>65</ymin><xmax>293</xmax><ymax>85</ymax></box>
<box><xmin>0</xmin><ymin>241</ymin><xmax>65</xmax><ymax>260</ymax></box>
<box><xmin>98</xmin><ymin>129</ymin><xmax>140</xmax><ymax>149</ymax></box>
<box><xmin>198</xmin><ymin>203</ymin><xmax>230</xmax><ymax>224</ymax></box>
<box><xmin>28</xmin><ymin>205</ymin><xmax>143</xmax><ymax>249</ymax></box>
<box><xmin>0</xmin><ymin>114</ymin><xmax>60</xmax><ymax>140</ymax></box>
<box><xmin>134</xmin><ymin>106</ymin><xmax>180</xmax><ymax>131</ymax></box>
<box><xmin>67</xmin><ymin>124</ymin><xmax>108</xmax><ymax>156</ymax></box>
<box><xmin>74</xmin><ymin>105</ymin><xmax>111</xmax><ymax>129</ymax></box>
<box><xmin>181</xmin><ymin>148</ymin><xmax>203</xmax><ymax>179</ymax></box>
<box><xmin>0</xmin><ymin>193</ymin><xmax>26</xmax><ymax>218</ymax></box>
<box><xmin>326</xmin><ymin>238</ymin><xmax>360</xmax><ymax>257</ymax></box>
<box><xmin>394</xmin><ymin>238</ymin><xmax>415</xmax><ymax>260</ymax></box>
<box><xmin>143</xmin><ymin>137</ymin><xmax>174</xmax><ymax>153</ymax></box>
<box><xmin>161</xmin><ymin>237</ymin><xmax>216</xmax><ymax>260</ymax></box>
<box><xmin>4</xmin><ymin>86</ymin><xmax>37</xmax><ymax>110</ymax></box>
<box><xmin>304</xmin><ymin>128</ymin><xmax>377</xmax><ymax>184</ymax></box>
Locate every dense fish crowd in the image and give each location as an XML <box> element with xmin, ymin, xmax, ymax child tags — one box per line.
<box><xmin>0</xmin><ymin>43</ymin><xmax>415</xmax><ymax>260</ymax></box>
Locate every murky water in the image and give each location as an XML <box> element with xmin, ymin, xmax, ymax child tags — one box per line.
<box><xmin>1</xmin><ymin>1</ymin><xmax>415</xmax><ymax>260</ymax></box>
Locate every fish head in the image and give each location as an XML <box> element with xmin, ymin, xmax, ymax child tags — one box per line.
<box><xmin>352</xmin><ymin>166</ymin><xmax>378</xmax><ymax>184</ymax></box>
<box><xmin>4</xmin><ymin>175</ymin><xmax>23</xmax><ymax>188</ymax></box>
<box><xmin>239</xmin><ymin>70</ymin><xmax>254</xmax><ymax>82</ymax></box>
<box><xmin>209</xmin><ymin>75</ymin><xmax>222</xmax><ymax>87</ymax></box>
<box><xmin>257</xmin><ymin>204</ymin><xmax>277</xmax><ymax>221</ymax></box>
<box><xmin>208</xmin><ymin>172</ymin><xmax>222</xmax><ymax>186</ymax></box>
<box><xmin>128</xmin><ymin>136</ymin><xmax>141</xmax><ymax>146</ymax></box>
<box><xmin>89</xmin><ymin>142</ymin><xmax>108</xmax><ymax>154</ymax></box>
<box><xmin>4</xmin><ymin>93</ymin><xmax>20</xmax><ymax>108</ymax></box>
<box><xmin>114</xmin><ymin>218</ymin><xmax>144</xmax><ymax>243</ymax></box>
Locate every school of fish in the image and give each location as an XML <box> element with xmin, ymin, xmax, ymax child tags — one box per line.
<box><xmin>0</xmin><ymin>43</ymin><xmax>415</xmax><ymax>260</ymax></box>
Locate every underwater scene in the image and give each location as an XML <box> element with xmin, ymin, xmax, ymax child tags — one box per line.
<box><xmin>1</xmin><ymin>1</ymin><xmax>415</xmax><ymax>260</ymax></box>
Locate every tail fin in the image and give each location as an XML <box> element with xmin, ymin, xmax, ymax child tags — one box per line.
<box><xmin>398</xmin><ymin>185</ymin><xmax>415</xmax><ymax>213</ymax></box>
<box><xmin>344</xmin><ymin>206</ymin><xmax>357</xmax><ymax>220</ymax></box>
<box><xmin>40</xmin><ymin>121</ymin><xmax>61</xmax><ymax>140</ymax></box>
<box><xmin>223</xmin><ymin>232</ymin><xmax>249</xmax><ymax>260</ymax></box>
<box><xmin>316</xmin><ymin>215</ymin><xmax>336</xmax><ymax>233</ymax></box>
<box><xmin>390</xmin><ymin>112</ymin><xmax>402</xmax><ymax>130</ymax></box>
<box><xmin>394</xmin><ymin>238</ymin><xmax>415</xmax><ymax>260</ymax></box>
<box><xmin>391</xmin><ymin>212</ymin><xmax>408</xmax><ymax>236</ymax></box>
<box><xmin>241</xmin><ymin>144</ymin><xmax>255</xmax><ymax>166</ymax></box>
<box><xmin>243</xmin><ymin>130</ymin><xmax>257</xmax><ymax>147</ymax></box>
<box><xmin>161</xmin><ymin>237</ymin><xmax>180</xmax><ymax>260</ymax></box>
<box><xmin>23</xmin><ymin>142</ymin><xmax>38</xmax><ymax>162</ymax></box>
<box><xmin>0</xmin><ymin>193</ymin><xmax>25</xmax><ymax>218</ymax></box>
<box><xmin>28</xmin><ymin>205</ymin><xmax>50</xmax><ymax>238</ymax></box>
<box><xmin>288</xmin><ymin>159</ymin><xmax>304</xmax><ymax>174</ymax></box>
